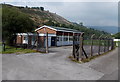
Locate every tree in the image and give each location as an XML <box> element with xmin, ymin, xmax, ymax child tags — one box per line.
<box><xmin>40</xmin><ymin>7</ymin><xmax>44</xmax><ymax>11</ymax></box>
<box><xmin>79</xmin><ymin>22</ymin><xmax>83</xmax><ymax>26</ymax></box>
<box><xmin>2</xmin><ymin>5</ymin><xmax>35</xmax><ymax>45</ymax></box>
<box><xmin>26</xmin><ymin>5</ymin><xmax>28</xmax><ymax>8</ymax></box>
<box><xmin>44</xmin><ymin>20</ymin><xmax>54</xmax><ymax>26</ymax></box>
<box><xmin>112</xmin><ymin>32</ymin><xmax>120</xmax><ymax>39</ymax></box>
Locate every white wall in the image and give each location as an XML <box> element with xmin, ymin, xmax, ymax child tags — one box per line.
<box><xmin>44</xmin><ymin>37</ymin><xmax>51</xmax><ymax>47</ymax></box>
<box><xmin>114</xmin><ymin>39</ymin><xmax>120</xmax><ymax>41</ymax></box>
<box><xmin>23</xmin><ymin>35</ymin><xmax>28</xmax><ymax>44</ymax></box>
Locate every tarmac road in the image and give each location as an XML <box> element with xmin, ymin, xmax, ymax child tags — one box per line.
<box><xmin>2</xmin><ymin>46</ymin><xmax>118</xmax><ymax>80</ymax></box>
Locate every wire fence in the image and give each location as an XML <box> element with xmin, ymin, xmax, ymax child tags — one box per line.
<box><xmin>72</xmin><ymin>33</ymin><xmax>115</xmax><ymax>61</ymax></box>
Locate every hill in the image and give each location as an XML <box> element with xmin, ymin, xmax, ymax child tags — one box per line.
<box><xmin>2</xmin><ymin>4</ymin><xmax>110</xmax><ymax>39</ymax></box>
<box><xmin>12</xmin><ymin>4</ymin><xmax>72</xmax><ymax>27</ymax></box>
<box><xmin>112</xmin><ymin>32</ymin><xmax>120</xmax><ymax>39</ymax></box>
<box><xmin>87</xmin><ymin>26</ymin><xmax>118</xmax><ymax>34</ymax></box>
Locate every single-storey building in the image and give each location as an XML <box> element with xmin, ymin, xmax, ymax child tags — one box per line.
<box><xmin>16</xmin><ymin>25</ymin><xmax>82</xmax><ymax>47</ymax></box>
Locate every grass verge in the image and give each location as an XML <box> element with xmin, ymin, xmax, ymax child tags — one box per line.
<box><xmin>69</xmin><ymin>47</ymin><xmax>116</xmax><ymax>63</ymax></box>
<box><xmin>0</xmin><ymin>45</ymin><xmax>38</xmax><ymax>54</ymax></box>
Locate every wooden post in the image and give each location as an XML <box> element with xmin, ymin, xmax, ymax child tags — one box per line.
<box><xmin>46</xmin><ymin>32</ymin><xmax>48</xmax><ymax>53</ymax></box>
<box><xmin>79</xmin><ymin>33</ymin><xmax>84</xmax><ymax>60</ymax></box>
<box><xmin>90</xmin><ymin>34</ymin><xmax>95</xmax><ymax>56</ymax></box>
<box><xmin>72</xmin><ymin>33</ymin><xmax>76</xmax><ymax>58</ymax></box>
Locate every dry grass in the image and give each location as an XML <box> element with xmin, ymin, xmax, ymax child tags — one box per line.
<box><xmin>69</xmin><ymin>48</ymin><xmax>116</xmax><ymax>63</ymax></box>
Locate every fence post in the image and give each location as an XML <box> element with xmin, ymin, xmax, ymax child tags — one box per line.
<box><xmin>90</xmin><ymin>34</ymin><xmax>95</xmax><ymax>57</ymax></box>
<box><xmin>72</xmin><ymin>33</ymin><xmax>76</xmax><ymax>59</ymax></box>
<box><xmin>20</xmin><ymin>34</ymin><xmax>23</xmax><ymax>48</ymax></box>
<box><xmin>107</xmin><ymin>38</ymin><xmax>110</xmax><ymax>51</ymax></box>
<box><xmin>36</xmin><ymin>32</ymin><xmax>39</xmax><ymax>51</ymax></box>
<box><xmin>27</xmin><ymin>33</ymin><xmax>29</xmax><ymax>49</ymax></box>
<box><xmin>104</xmin><ymin>36</ymin><xmax>107</xmax><ymax>52</ymax></box>
<box><xmin>15</xmin><ymin>35</ymin><xmax>17</xmax><ymax>50</ymax></box>
<box><xmin>46</xmin><ymin>32</ymin><xmax>48</xmax><ymax>53</ymax></box>
<box><xmin>111</xmin><ymin>39</ymin><xmax>114</xmax><ymax>50</ymax></box>
<box><xmin>104</xmin><ymin>38</ymin><xmax>106</xmax><ymax>52</ymax></box>
<box><xmin>76</xmin><ymin>34</ymin><xmax>81</xmax><ymax>61</ymax></box>
<box><xmin>79</xmin><ymin>33</ymin><xmax>84</xmax><ymax>60</ymax></box>
<box><xmin>2</xmin><ymin>40</ymin><xmax>5</xmax><ymax>51</ymax></box>
<box><xmin>98</xmin><ymin>34</ymin><xmax>103</xmax><ymax>55</ymax></box>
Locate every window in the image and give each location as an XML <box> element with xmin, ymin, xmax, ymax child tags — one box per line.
<box><xmin>64</xmin><ymin>36</ymin><xmax>68</xmax><ymax>41</ymax></box>
<box><xmin>57</xmin><ymin>37</ymin><xmax>59</xmax><ymax>41</ymax></box>
<box><xmin>57</xmin><ymin>36</ymin><xmax>62</xmax><ymax>41</ymax></box>
<box><xmin>32</xmin><ymin>36</ymin><xmax>36</xmax><ymax>41</ymax></box>
<box><xmin>24</xmin><ymin>37</ymin><xmax>26</xmax><ymax>40</ymax></box>
<box><xmin>69</xmin><ymin>36</ymin><xmax>73</xmax><ymax>41</ymax></box>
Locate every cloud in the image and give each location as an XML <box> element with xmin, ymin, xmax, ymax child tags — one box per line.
<box><xmin>0</xmin><ymin>0</ymin><xmax>119</xmax><ymax>2</ymax></box>
<box><xmin>41</xmin><ymin>2</ymin><xmax>118</xmax><ymax>26</ymax></box>
<box><xmin>1</xmin><ymin>2</ymin><xmax>118</xmax><ymax>26</ymax></box>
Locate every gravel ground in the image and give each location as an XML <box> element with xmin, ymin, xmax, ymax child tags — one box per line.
<box><xmin>2</xmin><ymin>46</ymin><xmax>118</xmax><ymax>80</ymax></box>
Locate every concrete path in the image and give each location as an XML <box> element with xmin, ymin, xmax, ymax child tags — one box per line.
<box><xmin>2</xmin><ymin>46</ymin><xmax>118</xmax><ymax>80</ymax></box>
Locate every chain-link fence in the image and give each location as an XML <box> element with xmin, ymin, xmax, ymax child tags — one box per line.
<box><xmin>72</xmin><ymin>33</ymin><xmax>115</xmax><ymax>61</ymax></box>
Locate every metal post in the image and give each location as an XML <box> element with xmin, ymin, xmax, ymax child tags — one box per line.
<box><xmin>104</xmin><ymin>36</ymin><xmax>108</xmax><ymax>52</ymax></box>
<box><xmin>15</xmin><ymin>35</ymin><xmax>17</xmax><ymax>50</ymax></box>
<box><xmin>103</xmin><ymin>38</ymin><xmax>105</xmax><ymax>52</ymax></box>
<box><xmin>36</xmin><ymin>32</ymin><xmax>39</xmax><ymax>51</ymax></box>
<box><xmin>111</xmin><ymin>39</ymin><xmax>114</xmax><ymax>50</ymax></box>
<box><xmin>46</xmin><ymin>32</ymin><xmax>48</xmax><ymax>53</ymax></box>
<box><xmin>107</xmin><ymin>39</ymin><xmax>110</xmax><ymax>51</ymax></box>
<box><xmin>76</xmin><ymin>34</ymin><xmax>80</xmax><ymax>61</ymax></box>
<box><xmin>98</xmin><ymin>34</ymin><xmax>103</xmax><ymax>55</ymax></box>
<box><xmin>90</xmin><ymin>34</ymin><xmax>95</xmax><ymax>57</ymax></box>
<box><xmin>20</xmin><ymin>34</ymin><xmax>22</xmax><ymax>48</ymax></box>
<box><xmin>62</xmin><ymin>32</ymin><xmax>64</xmax><ymax>46</ymax></box>
<box><xmin>2</xmin><ymin>40</ymin><xmax>5</xmax><ymax>51</ymax></box>
<box><xmin>72</xmin><ymin>33</ymin><xmax>76</xmax><ymax>58</ymax></box>
<box><xmin>27</xmin><ymin>33</ymin><xmax>29</xmax><ymax>49</ymax></box>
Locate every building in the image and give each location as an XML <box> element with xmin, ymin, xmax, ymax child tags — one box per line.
<box><xmin>16</xmin><ymin>25</ymin><xmax>82</xmax><ymax>47</ymax></box>
<box><xmin>113</xmin><ymin>39</ymin><xmax>120</xmax><ymax>47</ymax></box>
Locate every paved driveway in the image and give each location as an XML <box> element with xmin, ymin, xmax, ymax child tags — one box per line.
<box><xmin>2</xmin><ymin>46</ymin><xmax>118</xmax><ymax>80</ymax></box>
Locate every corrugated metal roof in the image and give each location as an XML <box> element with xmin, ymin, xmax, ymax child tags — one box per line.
<box><xmin>46</xmin><ymin>26</ymin><xmax>81</xmax><ymax>33</ymax></box>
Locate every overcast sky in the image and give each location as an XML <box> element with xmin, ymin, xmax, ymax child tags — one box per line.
<box><xmin>1</xmin><ymin>1</ymin><xmax>118</xmax><ymax>26</ymax></box>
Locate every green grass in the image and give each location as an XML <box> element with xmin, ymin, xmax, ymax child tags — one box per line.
<box><xmin>114</xmin><ymin>41</ymin><xmax>120</xmax><ymax>47</ymax></box>
<box><xmin>0</xmin><ymin>42</ymin><xmax>2</xmax><ymax>53</ymax></box>
<box><xmin>0</xmin><ymin>45</ymin><xmax>38</xmax><ymax>54</ymax></box>
<box><xmin>83</xmin><ymin>40</ymin><xmax>113</xmax><ymax>46</ymax></box>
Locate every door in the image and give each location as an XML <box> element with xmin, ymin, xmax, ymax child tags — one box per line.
<box><xmin>51</xmin><ymin>37</ymin><xmax>56</xmax><ymax>46</ymax></box>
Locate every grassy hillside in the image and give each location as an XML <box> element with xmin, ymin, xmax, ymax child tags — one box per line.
<box><xmin>112</xmin><ymin>32</ymin><xmax>120</xmax><ymax>39</ymax></box>
<box><xmin>2</xmin><ymin>4</ymin><xmax>110</xmax><ymax>39</ymax></box>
